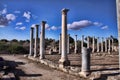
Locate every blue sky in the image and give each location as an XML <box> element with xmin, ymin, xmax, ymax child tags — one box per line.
<box><xmin>0</xmin><ymin>0</ymin><xmax>118</xmax><ymax>40</ymax></box>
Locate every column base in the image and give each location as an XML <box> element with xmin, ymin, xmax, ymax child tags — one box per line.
<box><xmin>79</xmin><ymin>71</ymin><xmax>90</xmax><ymax>78</ymax></box>
<box><xmin>39</xmin><ymin>55</ymin><xmax>45</xmax><ymax>59</ymax></box>
<box><xmin>34</xmin><ymin>55</ymin><xmax>37</xmax><ymax>58</ymax></box>
<box><xmin>74</xmin><ymin>50</ymin><xmax>78</xmax><ymax>54</ymax></box>
<box><xmin>59</xmin><ymin>58</ymin><xmax>70</xmax><ymax>68</ymax></box>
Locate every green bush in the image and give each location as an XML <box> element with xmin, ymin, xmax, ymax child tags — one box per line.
<box><xmin>0</xmin><ymin>43</ymin><xmax>9</xmax><ymax>51</ymax></box>
<box><xmin>8</xmin><ymin>45</ymin><xmax>28</xmax><ymax>54</ymax></box>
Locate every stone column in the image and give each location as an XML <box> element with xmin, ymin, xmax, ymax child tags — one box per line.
<box><xmin>105</xmin><ymin>38</ymin><xmax>108</xmax><ymax>52</ymax></box>
<box><xmin>59</xmin><ymin>8</ymin><xmax>70</xmax><ymax>68</ymax></box>
<box><xmin>67</xmin><ymin>34</ymin><xmax>70</xmax><ymax>54</ymax></box>
<box><xmin>92</xmin><ymin>36</ymin><xmax>95</xmax><ymax>53</ymax></box>
<box><xmin>34</xmin><ymin>24</ymin><xmax>39</xmax><ymax>57</ymax></box>
<box><xmin>97</xmin><ymin>37</ymin><xmax>99</xmax><ymax>52</ymax></box>
<box><xmin>101</xmin><ymin>37</ymin><xmax>104</xmax><ymax>52</ymax></box>
<box><xmin>80</xmin><ymin>47</ymin><xmax>90</xmax><ymax>77</ymax></box>
<box><xmin>87</xmin><ymin>36</ymin><xmax>90</xmax><ymax>48</ymax></box>
<box><xmin>108</xmin><ymin>37</ymin><xmax>111</xmax><ymax>53</ymax></box>
<box><xmin>29</xmin><ymin>27</ymin><xmax>34</xmax><ymax>56</ymax></box>
<box><xmin>112</xmin><ymin>38</ymin><xmax>114</xmax><ymax>52</ymax></box>
<box><xmin>40</xmin><ymin>21</ymin><xmax>46</xmax><ymax>59</ymax></box>
<box><xmin>81</xmin><ymin>35</ymin><xmax>84</xmax><ymax>53</ymax></box>
<box><xmin>75</xmin><ymin>35</ymin><xmax>78</xmax><ymax>53</ymax></box>
<box><xmin>59</xmin><ymin>34</ymin><xmax>62</xmax><ymax>54</ymax></box>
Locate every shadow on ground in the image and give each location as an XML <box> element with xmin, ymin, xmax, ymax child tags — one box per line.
<box><xmin>0</xmin><ymin>57</ymin><xmax>42</xmax><ymax>80</ymax></box>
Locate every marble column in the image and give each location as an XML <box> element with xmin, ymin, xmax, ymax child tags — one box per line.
<box><xmin>29</xmin><ymin>27</ymin><xmax>34</xmax><ymax>56</ymax></box>
<box><xmin>67</xmin><ymin>34</ymin><xmax>70</xmax><ymax>54</ymax></box>
<box><xmin>59</xmin><ymin>8</ymin><xmax>70</xmax><ymax>68</ymax></box>
<box><xmin>108</xmin><ymin>37</ymin><xmax>111</xmax><ymax>53</ymax></box>
<box><xmin>112</xmin><ymin>38</ymin><xmax>114</xmax><ymax>52</ymax></box>
<box><xmin>59</xmin><ymin>34</ymin><xmax>62</xmax><ymax>54</ymax></box>
<box><xmin>80</xmin><ymin>47</ymin><xmax>90</xmax><ymax>77</ymax></box>
<box><xmin>34</xmin><ymin>24</ymin><xmax>39</xmax><ymax>57</ymax></box>
<box><xmin>92</xmin><ymin>36</ymin><xmax>95</xmax><ymax>53</ymax></box>
<box><xmin>40</xmin><ymin>21</ymin><xmax>46</xmax><ymax>59</ymax></box>
<box><xmin>105</xmin><ymin>38</ymin><xmax>108</xmax><ymax>52</ymax></box>
<box><xmin>101</xmin><ymin>37</ymin><xmax>104</xmax><ymax>52</ymax></box>
<box><xmin>75</xmin><ymin>35</ymin><xmax>78</xmax><ymax>53</ymax></box>
<box><xmin>87</xmin><ymin>36</ymin><xmax>90</xmax><ymax>48</ymax></box>
<box><xmin>81</xmin><ymin>35</ymin><xmax>84</xmax><ymax>53</ymax></box>
<box><xmin>97</xmin><ymin>37</ymin><xmax>99</xmax><ymax>52</ymax></box>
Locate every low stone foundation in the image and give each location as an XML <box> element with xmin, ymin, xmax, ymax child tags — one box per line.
<box><xmin>28</xmin><ymin>56</ymin><xmax>90</xmax><ymax>78</ymax></box>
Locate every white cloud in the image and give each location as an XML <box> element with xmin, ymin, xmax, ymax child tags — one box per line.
<box><xmin>67</xmin><ymin>20</ymin><xmax>93</xmax><ymax>30</ymax></box>
<box><xmin>14</xmin><ymin>11</ymin><xmax>20</xmax><ymax>13</ymax></box>
<box><xmin>93</xmin><ymin>22</ymin><xmax>103</xmax><ymax>26</ymax></box>
<box><xmin>1</xmin><ymin>8</ymin><xmax>7</xmax><ymax>14</ymax></box>
<box><xmin>19</xmin><ymin>26</ymin><xmax>26</xmax><ymax>30</ymax></box>
<box><xmin>101</xmin><ymin>26</ymin><xmax>108</xmax><ymax>30</ymax></box>
<box><xmin>15</xmin><ymin>26</ymin><xmax>19</xmax><ymax>29</ymax></box>
<box><xmin>67</xmin><ymin>20</ymin><xmax>104</xmax><ymax>30</ymax></box>
<box><xmin>16</xmin><ymin>22</ymin><xmax>23</xmax><ymax>26</ymax></box>
<box><xmin>0</xmin><ymin>15</ymin><xmax>8</xmax><ymax>27</ymax></box>
<box><xmin>23</xmin><ymin>11</ymin><xmax>31</xmax><ymax>20</ymax></box>
<box><xmin>15</xmin><ymin>26</ymin><xmax>26</xmax><ymax>30</ymax></box>
<box><xmin>51</xmin><ymin>26</ymin><xmax>58</xmax><ymax>30</ymax></box>
<box><xmin>45</xmin><ymin>24</ymin><xmax>50</xmax><ymax>30</ymax></box>
<box><xmin>6</xmin><ymin>14</ymin><xmax>16</xmax><ymax>21</ymax></box>
<box><xmin>31</xmin><ymin>24</ymin><xmax>36</xmax><ymax>28</ymax></box>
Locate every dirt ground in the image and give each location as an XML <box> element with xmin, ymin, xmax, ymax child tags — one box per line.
<box><xmin>0</xmin><ymin>52</ymin><xmax>120</xmax><ymax>80</ymax></box>
<box><xmin>0</xmin><ymin>54</ymin><xmax>83</xmax><ymax>80</ymax></box>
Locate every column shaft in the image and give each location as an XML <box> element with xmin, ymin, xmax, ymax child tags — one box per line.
<box><xmin>92</xmin><ymin>36</ymin><xmax>95</xmax><ymax>53</ymax></box>
<box><xmin>101</xmin><ymin>37</ymin><xmax>104</xmax><ymax>52</ymax></box>
<box><xmin>40</xmin><ymin>21</ymin><xmax>46</xmax><ymax>59</ymax></box>
<box><xmin>29</xmin><ymin>27</ymin><xmax>34</xmax><ymax>56</ymax></box>
<box><xmin>67</xmin><ymin>34</ymin><xmax>70</xmax><ymax>54</ymax></box>
<box><xmin>97</xmin><ymin>37</ymin><xmax>99</xmax><ymax>52</ymax></box>
<box><xmin>81</xmin><ymin>35</ymin><xmax>84</xmax><ymax>53</ymax></box>
<box><xmin>105</xmin><ymin>38</ymin><xmax>108</xmax><ymax>52</ymax></box>
<box><xmin>75</xmin><ymin>35</ymin><xmax>78</xmax><ymax>53</ymax></box>
<box><xmin>59</xmin><ymin>8</ymin><xmax>70</xmax><ymax>67</ymax></box>
<box><xmin>34</xmin><ymin>25</ymin><xmax>39</xmax><ymax>57</ymax></box>
<box><xmin>59</xmin><ymin>34</ymin><xmax>62</xmax><ymax>54</ymax></box>
<box><xmin>87</xmin><ymin>36</ymin><xmax>89</xmax><ymax>48</ymax></box>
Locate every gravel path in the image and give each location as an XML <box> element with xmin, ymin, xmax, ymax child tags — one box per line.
<box><xmin>0</xmin><ymin>54</ymin><xmax>82</xmax><ymax>80</ymax></box>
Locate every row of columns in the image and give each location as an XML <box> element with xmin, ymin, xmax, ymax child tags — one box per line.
<box><xmin>29</xmin><ymin>8</ymin><xmax>70</xmax><ymax>68</ymax></box>
<box><xmin>59</xmin><ymin>34</ymin><xmax>115</xmax><ymax>54</ymax></box>
<box><xmin>29</xmin><ymin>21</ymin><xmax>46</xmax><ymax>59</ymax></box>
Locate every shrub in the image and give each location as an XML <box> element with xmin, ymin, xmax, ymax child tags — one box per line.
<box><xmin>8</xmin><ymin>45</ymin><xmax>28</xmax><ymax>54</ymax></box>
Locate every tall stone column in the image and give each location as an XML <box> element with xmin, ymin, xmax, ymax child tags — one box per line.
<box><xmin>108</xmin><ymin>37</ymin><xmax>111</xmax><ymax>53</ymax></box>
<box><xmin>101</xmin><ymin>37</ymin><xmax>104</xmax><ymax>52</ymax></box>
<box><xmin>59</xmin><ymin>34</ymin><xmax>62</xmax><ymax>54</ymax></box>
<box><xmin>105</xmin><ymin>38</ymin><xmax>108</xmax><ymax>52</ymax></box>
<box><xmin>75</xmin><ymin>35</ymin><xmax>78</xmax><ymax>53</ymax></box>
<box><xmin>40</xmin><ymin>21</ymin><xmax>46</xmax><ymax>59</ymax></box>
<box><xmin>92</xmin><ymin>36</ymin><xmax>95</xmax><ymax>53</ymax></box>
<box><xmin>34</xmin><ymin>25</ymin><xmax>39</xmax><ymax>57</ymax></box>
<box><xmin>97</xmin><ymin>37</ymin><xmax>99</xmax><ymax>52</ymax></box>
<box><xmin>59</xmin><ymin>8</ymin><xmax>70</xmax><ymax>68</ymax></box>
<box><xmin>80</xmin><ymin>47</ymin><xmax>90</xmax><ymax>77</ymax></box>
<box><xmin>87</xmin><ymin>36</ymin><xmax>90</xmax><ymax>48</ymax></box>
<box><xmin>81</xmin><ymin>35</ymin><xmax>84</xmax><ymax>53</ymax></box>
<box><xmin>112</xmin><ymin>38</ymin><xmax>114</xmax><ymax>52</ymax></box>
<box><xmin>67</xmin><ymin>34</ymin><xmax>70</xmax><ymax>54</ymax></box>
<box><xmin>29</xmin><ymin>27</ymin><xmax>34</xmax><ymax>56</ymax></box>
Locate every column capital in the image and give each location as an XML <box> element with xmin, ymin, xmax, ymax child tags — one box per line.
<box><xmin>62</xmin><ymin>8</ymin><xmax>69</xmax><ymax>15</ymax></box>
<box><xmin>35</xmin><ymin>24</ymin><xmax>39</xmax><ymax>27</ymax></box>
<box><xmin>75</xmin><ymin>35</ymin><xmax>77</xmax><ymax>37</ymax></box>
<box><xmin>41</xmin><ymin>21</ymin><xmax>46</xmax><ymax>24</ymax></box>
<box><xmin>31</xmin><ymin>27</ymin><xmax>34</xmax><ymax>29</ymax></box>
